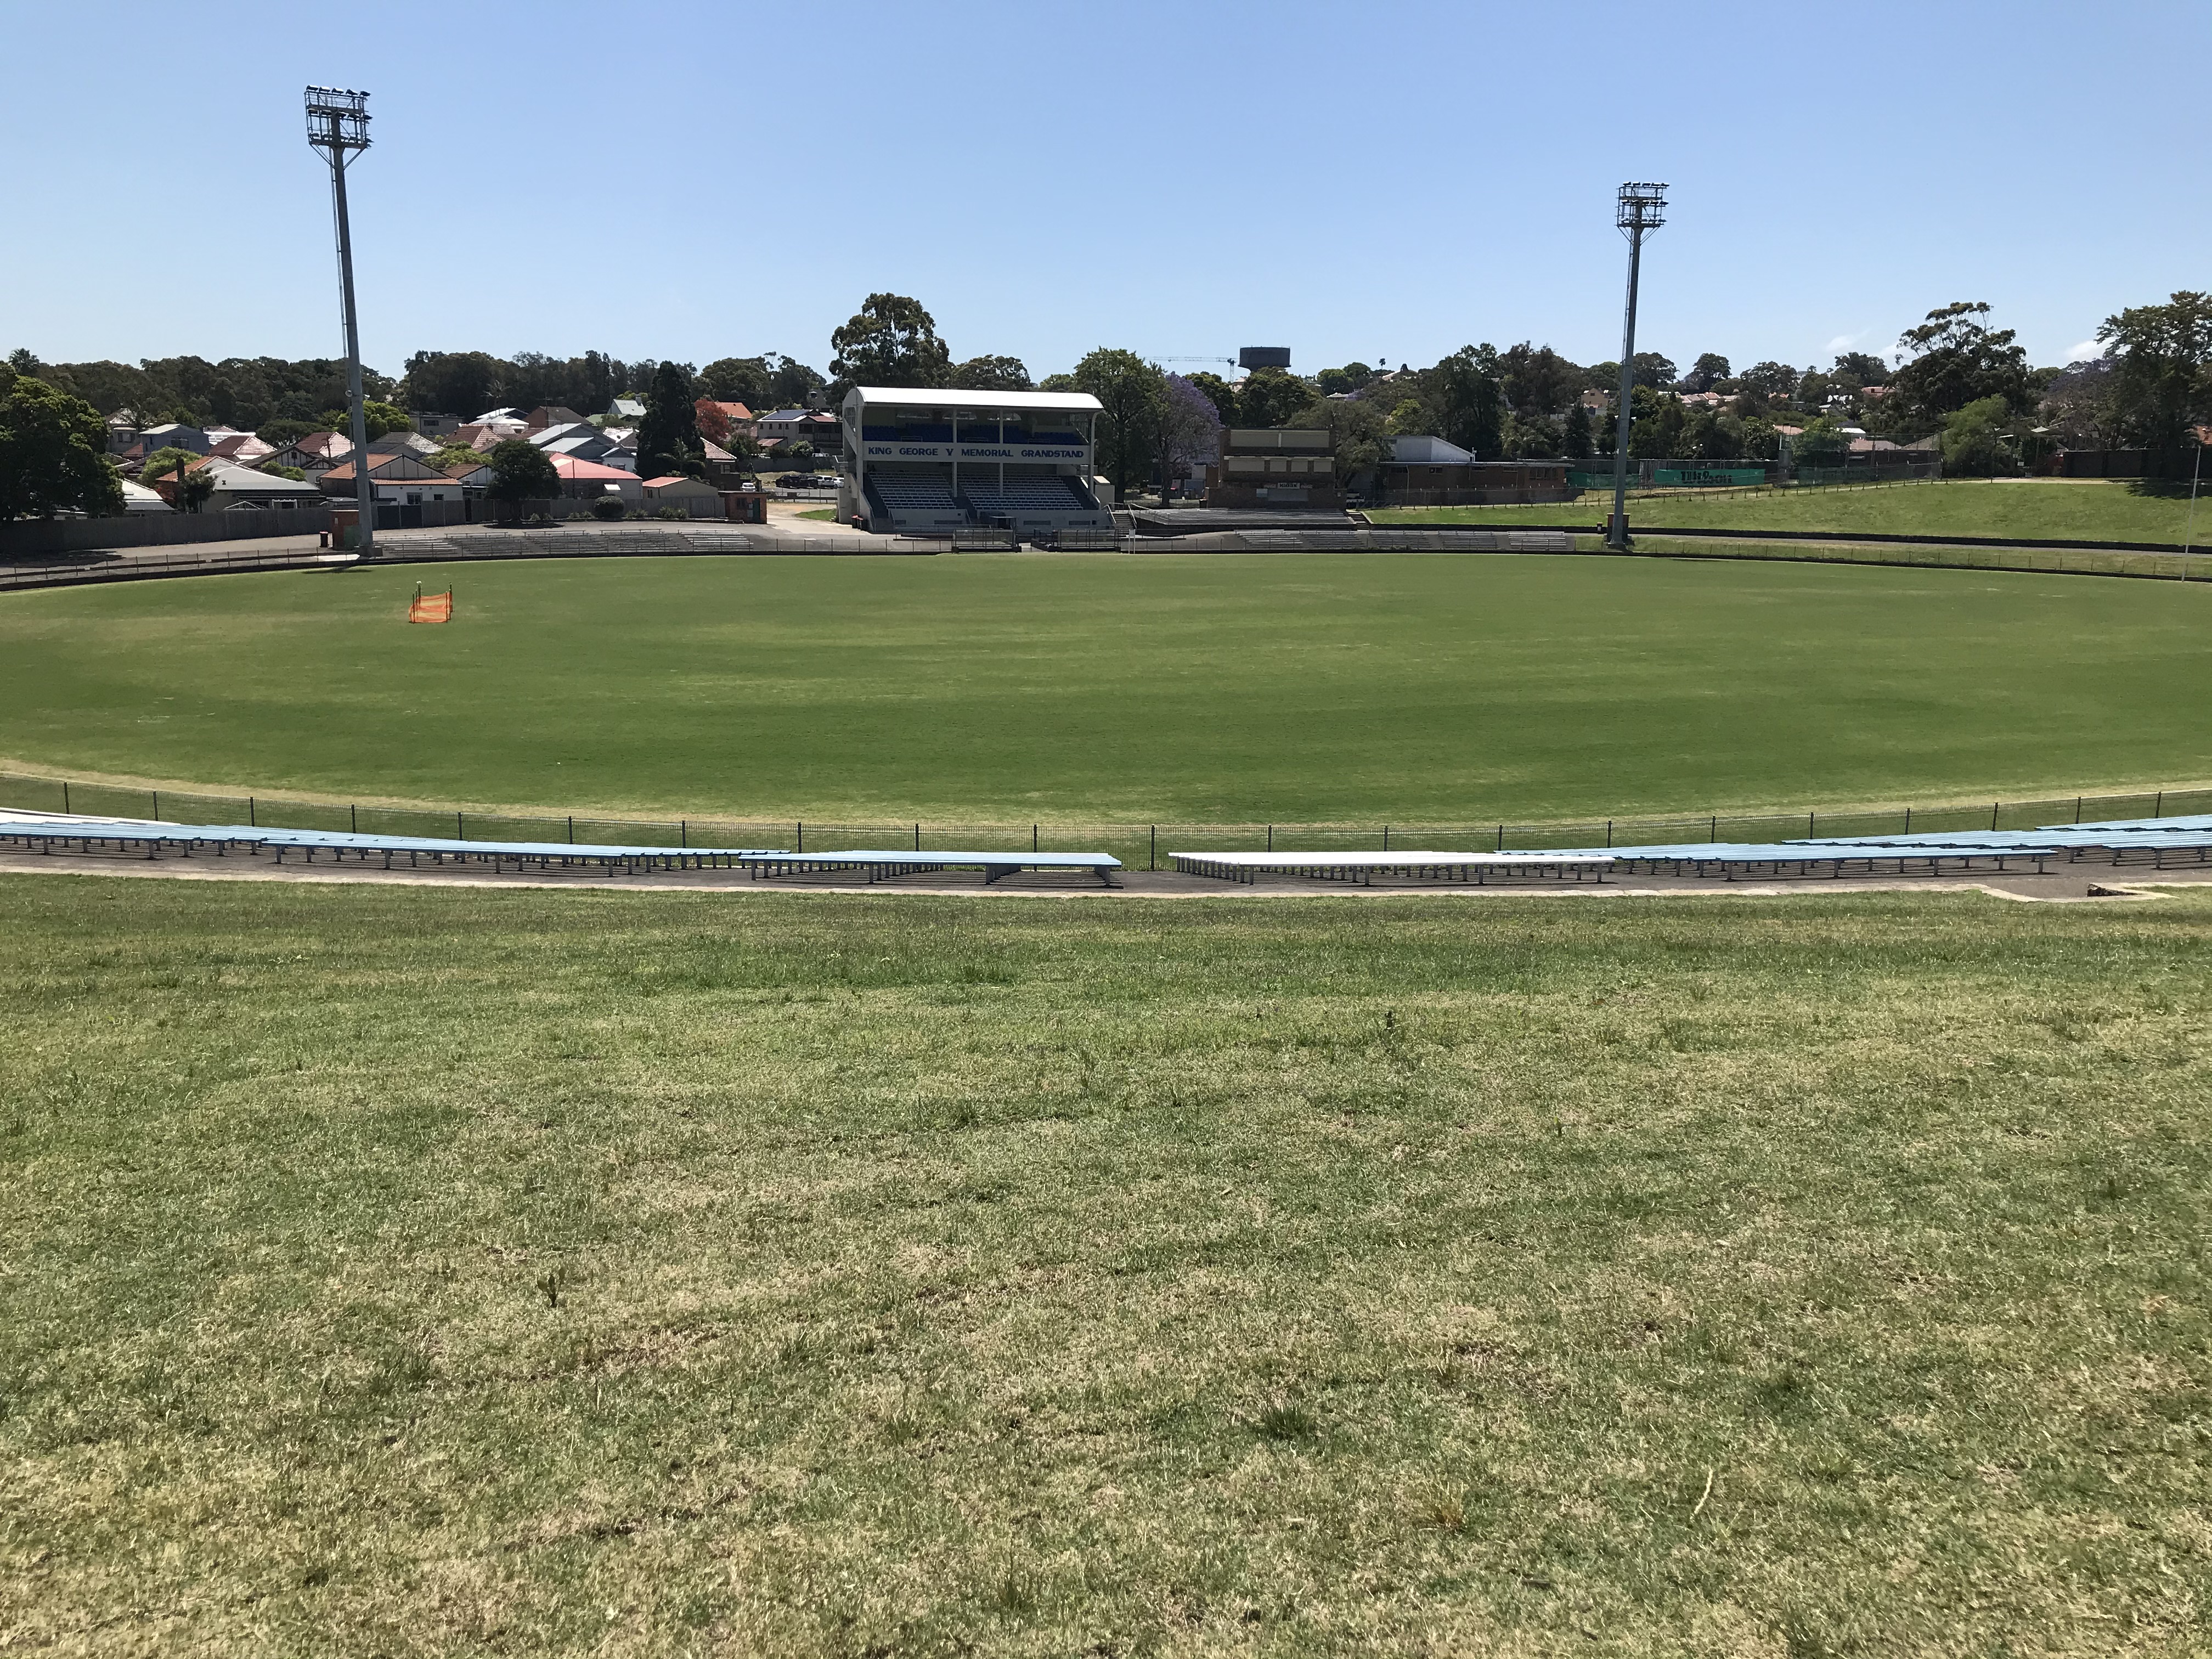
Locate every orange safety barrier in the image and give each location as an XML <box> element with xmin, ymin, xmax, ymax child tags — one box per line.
<box><xmin>407</xmin><ymin>585</ymin><xmax>454</xmax><ymax>624</ymax></box>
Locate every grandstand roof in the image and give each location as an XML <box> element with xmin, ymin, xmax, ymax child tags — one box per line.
<box><xmin>850</xmin><ymin>386</ymin><xmax>1104</xmax><ymax>413</ymax></box>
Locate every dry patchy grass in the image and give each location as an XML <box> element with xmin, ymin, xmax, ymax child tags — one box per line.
<box><xmin>2</xmin><ymin>877</ymin><xmax>2209</xmax><ymax>1655</ymax></box>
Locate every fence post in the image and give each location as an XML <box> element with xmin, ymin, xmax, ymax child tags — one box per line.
<box><xmin>568</xmin><ymin>816</ymin><xmax>574</xmax><ymax>843</ymax></box>
<box><xmin>2075</xmin><ymin>797</ymin><xmax>2081</xmax><ymax>823</ymax></box>
<box><xmin>1709</xmin><ymin>815</ymin><xmax>1717</xmax><ymax>843</ymax></box>
<box><xmin>2155</xmin><ymin>790</ymin><xmax>2164</xmax><ymax>817</ymax></box>
<box><xmin>458</xmin><ymin>811</ymin><xmax>465</xmax><ymax>840</ymax></box>
<box><xmin>798</xmin><ymin>821</ymin><xmax>804</xmax><ymax>853</ymax></box>
<box><xmin>913</xmin><ymin>822</ymin><xmax>919</xmax><ymax>851</ymax></box>
<box><xmin>1497</xmin><ymin>823</ymin><xmax>1504</xmax><ymax>850</ymax></box>
<box><xmin>681</xmin><ymin>820</ymin><xmax>688</xmax><ymax>849</ymax></box>
<box><xmin>249</xmin><ymin>796</ymin><xmax>256</xmax><ymax>827</ymax></box>
<box><xmin>1809</xmin><ymin>811</ymin><xmax>1815</xmax><ymax>838</ymax></box>
<box><xmin>1267</xmin><ymin>824</ymin><xmax>1273</xmax><ymax>851</ymax></box>
<box><xmin>1905</xmin><ymin>806</ymin><xmax>1912</xmax><ymax>832</ymax></box>
<box><xmin>1990</xmin><ymin>802</ymin><xmax>1999</xmax><ymax>831</ymax></box>
<box><xmin>1384</xmin><ymin>825</ymin><xmax>1390</xmax><ymax>851</ymax></box>
<box><xmin>153</xmin><ymin>789</ymin><xmax>160</xmax><ymax>819</ymax></box>
<box><xmin>63</xmin><ymin>781</ymin><xmax>70</xmax><ymax>814</ymax></box>
<box><xmin>1150</xmin><ymin>825</ymin><xmax>1156</xmax><ymax>871</ymax></box>
<box><xmin>1032</xmin><ymin>824</ymin><xmax>1038</xmax><ymax>851</ymax></box>
<box><xmin>350</xmin><ymin>803</ymin><xmax>357</xmax><ymax>833</ymax></box>
<box><xmin>1606</xmin><ymin>819</ymin><xmax>1612</xmax><ymax>847</ymax></box>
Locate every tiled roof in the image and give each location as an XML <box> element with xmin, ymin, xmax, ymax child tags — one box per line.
<box><xmin>550</xmin><ymin>455</ymin><xmax>635</xmax><ymax>481</ymax></box>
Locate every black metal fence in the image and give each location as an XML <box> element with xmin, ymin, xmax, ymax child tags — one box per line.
<box><xmin>5</xmin><ymin>769</ymin><xmax>2204</xmax><ymax>873</ymax></box>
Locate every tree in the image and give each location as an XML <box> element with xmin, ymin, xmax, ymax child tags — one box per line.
<box><xmin>1499</xmin><ymin>343</ymin><xmax>1582</xmax><ymax>416</ymax></box>
<box><xmin>1626</xmin><ymin>387</ymin><xmax>1685</xmax><ymax>459</ymax></box>
<box><xmin>1233</xmin><ymin>368</ymin><xmax>1312</xmax><ymax>430</ymax></box>
<box><xmin>1069</xmin><ymin>348</ymin><xmax>1166</xmax><ymax>499</ymax></box>
<box><xmin>1791</xmin><ymin>416</ymin><xmax>1851</xmax><ymax>470</ymax></box>
<box><xmin>486</xmin><ymin>438</ymin><xmax>558</xmax><ymax>502</ymax></box>
<box><xmin>320</xmin><ymin>402</ymin><xmax>412</xmax><ymax>439</ymax></box>
<box><xmin>699</xmin><ymin>356</ymin><xmax>774</xmax><ymax>409</ymax></box>
<box><xmin>765</xmin><ymin>354</ymin><xmax>826</xmax><ymax>408</ymax></box>
<box><xmin>636</xmin><ymin>361</ymin><xmax>702</xmax><ymax>479</ymax></box>
<box><xmin>1</xmin><ymin>376</ymin><xmax>125</xmax><ymax>519</ymax></box>
<box><xmin>1160</xmin><ymin>374</ymin><xmax>1223</xmax><ymax>489</ymax></box>
<box><xmin>1681</xmin><ymin>408</ymin><xmax>1744</xmax><ymax>460</ymax></box>
<box><xmin>1314</xmin><ymin>363</ymin><xmax>1375</xmax><ymax>397</ymax></box>
<box><xmin>1629</xmin><ymin>352</ymin><xmax>1677</xmax><ymax>390</ymax></box>
<box><xmin>1740</xmin><ymin>361</ymin><xmax>1798</xmax><ymax>400</ymax></box>
<box><xmin>1182</xmin><ymin>371</ymin><xmax>1238</xmax><ymax>423</ymax></box>
<box><xmin>1291</xmin><ymin>389</ymin><xmax>1390</xmax><ymax>486</ymax></box>
<box><xmin>830</xmin><ymin>294</ymin><xmax>951</xmax><ymax>388</ymax></box>
<box><xmin>1385</xmin><ymin>398</ymin><xmax>1428</xmax><ymax>437</ymax></box>
<box><xmin>425</xmin><ymin>443</ymin><xmax>484</xmax><ymax>473</ymax></box>
<box><xmin>1562</xmin><ymin>400</ymin><xmax>1595</xmax><ymax>459</ymax></box>
<box><xmin>399</xmin><ymin>350</ymin><xmax>505</xmax><ymax>418</ymax></box>
<box><xmin>2038</xmin><ymin>357</ymin><xmax>2127</xmax><ymax>450</ymax></box>
<box><xmin>1431</xmin><ymin>346</ymin><xmax>1504</xmax><ymax>457</ymax></box>
<box><xmin>140</xmin><ymin>447</ymin><xmax>213</xmax><ymax>511</ymax></box>
<box><xmin>950</xmin><ymin>356</ymin><xmax>1033</xmax><ymax>391</ymax></box>
<box><xmin>2096</xmin><ymin>291</ymin><xmax>2212</xmax><ymax>453</ymax></box>
<box><xmin>1830</xmin><ymin>351</ymin><xmax>1889</xmax><ymax>389</ymax></box>
<box><xmin>1940</xmin><ymin>396</ymin><xmax>2013</xmax><ymax>476</ymax></box>
<box><xmin>1503</xmin><ymin>411</ymin><xmax>1561</xmax><ymax>459</ymax></box>
<box><xmin>1681</xmin><ymin>352</ymin><xmax>1733</xmax><ymax>393</ymax></box>
<box><xmin>1888</xmin><ymin>301</ymin><xmax>2032</xmax><ymax>432</ymax></box>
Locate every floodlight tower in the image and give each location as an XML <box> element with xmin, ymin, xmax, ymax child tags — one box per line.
<box><xmin>1605</xmin><ymin>182</ymin><xmax>1667</xmax><ymax>551</ymax></box>
<box><xmin>305</xmin><ymin>86</ymin><xmax>375</xmax><ymax>558</ymax></box>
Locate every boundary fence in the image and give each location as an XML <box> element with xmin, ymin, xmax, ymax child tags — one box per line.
<box><xmin>5</xmin><ymin>770</ymin><xmax>2205</xmax><ymax>874</ymax></box>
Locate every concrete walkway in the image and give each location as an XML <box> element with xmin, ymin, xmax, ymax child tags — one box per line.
<box><xmin>3</xmin><ymin>844</ymin><xmax>2201</xmax><ymax>904</ymax></box>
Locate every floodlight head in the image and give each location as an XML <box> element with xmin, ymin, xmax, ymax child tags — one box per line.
<box><xmin>1616</xmin><ymin>180</ymin><xmax>1667</xmax><ymax>236</ymax></box>
<box><xmin>304</xmin><ymin>85</ymin><xmax>371</xmax><ymax>155</ymax></box>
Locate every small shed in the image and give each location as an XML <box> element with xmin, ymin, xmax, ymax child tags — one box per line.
<box><xmin>642</xmin><ymin>476</ymin><xmax>727</xmax><ymax>519</ymax></box>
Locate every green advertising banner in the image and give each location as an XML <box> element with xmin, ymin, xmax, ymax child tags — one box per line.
<box><xmin>1652</xmin><ymin>467</ymin><xmax>1767</xmax><ymax>487</ymax></box>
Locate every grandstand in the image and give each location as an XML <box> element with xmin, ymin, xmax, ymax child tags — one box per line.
<box><xmin>840</xmin><ymin>386</ymin><xmax>1116</xmax><ymax>537</ymax></box>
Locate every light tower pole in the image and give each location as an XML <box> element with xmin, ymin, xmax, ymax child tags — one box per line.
<box><xmin>1606</xmin><ymin>182</ymin><xmax>1667</xmax><ymax>551</ymax></box>
<box><xmin>305</xmin><ymin>86</ymin><xmax>375</xmax><ymax>558</ymax></box>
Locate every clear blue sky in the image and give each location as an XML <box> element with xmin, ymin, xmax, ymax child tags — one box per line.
<box><xmin>4</xmin><ymin>1</ymin><xmax>2204</xmax><ymax>386</ymax></box>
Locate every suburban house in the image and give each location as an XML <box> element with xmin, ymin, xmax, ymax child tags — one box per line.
<box><xmin>757</xmin><ymin>408</ymin><xmax>838</xmax><ymax>449</ymax></box>
<box><xmin>144</xmin><ymin>459</ymin><xmax>324</xmax><ymax>514</ymax></box>
<box><xmin>523</xmin><ymin>405</ymin><xmax>586</xmax><ymax>431</ymax></box>
<box><xmin>551</xmin><ymin>454</ymin><xmax>644</xmax><ymax>504</ymax></box>
<box><xmin>138</xmin><ymin>421</ymin><xmax>210</xmax><ymax>455</ymax></box>
<box><xmin>607</xmin><ymin>396</ymin><xmax>646</xmax><ymax>421</ymax></box>
<box><xmin>533</xmin><ymin>423</ymin><xmax>620</xmax><ymax>463</ymax></box>
<box><xmin>318</xmin><ymin>454</ymin><xmax>467</xmax><ymax>504</ymax></box>
<box><xmin>261</xmin><ymin>432</ymin><xmax>353</xmax><ymax>476</ymax></box>
<box><xmin>366</xmin><ymin>430</ymin><xmax>438</xmax><ymax>458</ymax></box>
<box><xmin>120</xmin><ymin>480</ymin><xmax>173</xmax><ymax>512</ymax></box>
<box><xmin>641</xmin><ymin>476</ymin><xmax>726</xmax><ymax>517</ymax></box>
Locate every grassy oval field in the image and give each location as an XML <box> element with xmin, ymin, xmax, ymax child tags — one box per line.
<box><xmin>3</xmin><ymin>551</ymin><xmax>2209</xmax><ymax>821</ymax></box>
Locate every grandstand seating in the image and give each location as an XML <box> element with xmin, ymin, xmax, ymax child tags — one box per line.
<box><xmin>868</xmin><ymin>473</ymin><xmax>960</xmax><ymax>513</ymax></box>
<box><xmin>960</xmin><ymin>476</ymin><xmax>1093</xmax><ymax>517</ymax></box>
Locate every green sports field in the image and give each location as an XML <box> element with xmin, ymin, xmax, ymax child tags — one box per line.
<box><xmin>3</xmin><ymin>552</ymin><xmax>2210</xmax><ymax>822</ymax></box>
<box><xmin>1372</xmin><ymin>478</ymin><xmax>2207</xmax><ymax>544</ymax></box>
<box><xmin>4</xmin><ymin>877</ymin><xmax>2207</xmax><ymax>1654</ymax></box>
